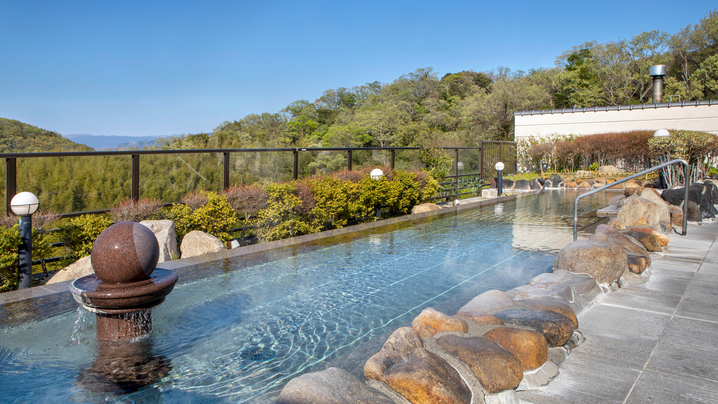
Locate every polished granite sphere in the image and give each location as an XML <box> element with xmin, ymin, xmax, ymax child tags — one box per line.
<box><xmin>91</xmin><ymin>222</ymin><xmax>160</xmax><ymax>284</ymax></box>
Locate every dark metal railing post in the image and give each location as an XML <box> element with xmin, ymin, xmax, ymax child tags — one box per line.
<box><xmin>390</xmin><ymin>150</ymin><xmax>395</xmax><ymax>170</ymax></box>
<box><xmin>478</xmin><ymin>141</ymin><xmax>484</xmax><ymax>180</ymax></box>
<box><xmin>131</xmin><ymin>154</ymin><xmax>140</xmax><ymax>201</ymax></box>
<box><xmin>514</xmin><ymin>144</ymin><xmax>518</xmax><ymax>174</ymax></box>
<box><xmin>498</xmin><ymin>143</ymin><xmax>503</xmax><ymax>171</ymax></box>
<box><xmin>223</xmin><ymin>152</ymin><xmax>231</xmax><ymax>190</ymax></box>
<box><xmin>292</xmin><ymin>150</ymin><xmax>299</xmax><ymax>180</ymax></box>
<box><xmin>454</xmin><ymin>148</ymin><xmax>459</xmax><ymax>198</ymax></box>
<box><xmin>5</xmin><ymin>157</ymin><xmax>16</xmax><ymax>215</ymax></box>
<box><xmin>347</xmin><ymin>150</ymin><xmax>353</xmax><ymax>171</ymax></box>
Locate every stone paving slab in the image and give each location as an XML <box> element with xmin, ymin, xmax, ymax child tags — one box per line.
<box><xmin>624</xmin><ymin>370</ymin><xmax>718</xmax><ymax>404</ymax></box>
<box><xmin>519</xmin><ymin>221</ymin><xmax>718</xmax><ymax>404</ymax></box>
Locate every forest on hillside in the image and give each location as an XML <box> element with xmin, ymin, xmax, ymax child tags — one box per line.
<box><xmin>182</xmin><ymin>9</ymin><xmax>718</xmax><ymax>148</ymax></box>
<box><xmin>0</xmin><ymin>118</ymin><xmax>90</xmax><ymax>153</ymax></box>
<box><xmin>1</xmin><ymin>9</ymin><xmax>716</xmax><ymax>215</ymax></box>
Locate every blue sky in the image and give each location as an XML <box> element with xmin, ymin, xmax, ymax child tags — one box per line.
<box><xmin>1</xmin><ymin>1</ymin><xmax>715</xmax><ymax>137</ymax></box>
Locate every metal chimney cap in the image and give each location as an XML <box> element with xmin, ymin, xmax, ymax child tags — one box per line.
<box><xmin>649</xmin><ymin>65</ymin><xmax>667</xmax><ymax>77</ymax></box>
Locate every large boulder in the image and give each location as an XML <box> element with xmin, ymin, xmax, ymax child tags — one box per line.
<box><xmin>506</xmin><ymin>282</ymin><xmax>573</xmax><ymax>303</ymax></box>
<box><xmin>553</xmin><ymin>239</ymin><xmax>628</xmax><ymax>284</ymax></box>
<box><xmin>491</xmin><ymin>309</ymin><xmax>575</xmax><ymax>347</ymax></box>
<box><xmin>662</xmin><ymin>184</ymin><xmax>718</xmax><ymax>219</ymax></box>
<box><xmin>411</xmin><ymin>307</ymin><xmax>468</xmax><ymax>338</ymax></box>
<box><xmin>456</xmin><ymin>290</ymin><xmax>514</xmax><ymax>316</ymax></box>
<box><xmin>637</xmin><ymin>188</ymin><xmax>671</xmax><ymax>224</ymax></box>
<box><xmin>530</xmin><ymin>270</ymin><xmax>599</xmax><ymax>296</ymax></box>
<box><xmin>616</xmin><ymin>195</ymin><xmax>662</xmax><ymax>231</ymax></box>
<box><xmin>454</xmin><ymin>312</ymin><xmax>504</xmax><ymax>325</ymax></box>
<box><xmin>598</xmin><ymin>165</ymin><xmax>620</xmax><ymax>175</ymax></box>
<box><xmin>180</xmin><ymin>231</ymin><xmax>226</xmax><ymax>258</ymax></box>
<box><xmin>609</xmin><ymin>195</ymin><xmax>626</xmax><ymax>206</ymax></box>
<box><xmin>140</xmin><ymin>220</ymin><xmax>179</xmax><ymax>263</ymax></box>
<box><xmin>436</xmin><ymin>335</ymin><xmax>523</xmax><ymax>394</ymax></box>
<box><xmin>364</xmin><ymin>348</ymin><xmax>471</xmax><ymax>404</ymax></box>
<box><xmin>412</xmin><ymin>203</ymin><xmax>440</xmax><ymax>214</ymax></box>
<box><xmin>549</xmin><ymin>174</ymin><xmax>564</xmax><ymax>187</ymax></box>
<box><xmin>514</xmin><ymin>179</ymin><xmax>530</xmax><ymax>190</ymax></box>
<box><xmin>277</xmin><ymin>367</ymin><xmax>394</xmax><ymax>404</ymax></box>
<box><xmin>627</xmin><ymin>254</ymin><xmax>650</xmax><ymax>274</ymax></box>
<box><xmin>624</xmin><ymin>230</ymin><xmax>662</xmax><ymax>252</ymax></box>
<box><xmin>607</xmin><ymin>218</ymin><xmax>627</xmax><ymax>231</ymax></box>
<box><xmin>529</xmin><ymin>178</ymin><xmax>542</xmax><ymax>190</ymax></box>
<box><xmin>382</xmin><ymin>327</ymin><xmax>423</xmax><ymax>352</ymax></box>
<box><xmin>686</xmin><ymin>200</ymin><xmax>702</xmax><ymax>221</ymax></box>
<box><xmin>46</xmin><ymin>256</ymin><xmax>93</xmax><ymax>284</ymax></box>
<box><xmin>516</xmin><ymin>299</ymin><xmax>578</xmax><ymax>329</ymax></box>
<box><xmin>630</xmin><ymin>227</ymin><xmax>669</xmax><ymax>247</ymax></box>
<box><xmin>483</xmin><ymin>327</ymin><xmax>549</xmax><ymax>371</ymax></box>
<box><xmin>592</xmin><ymin>224</ymin><xmax>650</xmax><ymax>260</ymax></box>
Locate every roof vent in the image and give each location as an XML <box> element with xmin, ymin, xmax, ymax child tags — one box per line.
<box><xmin>649</xmin><ymin>65</ymin><xmax>667</xmax><ymax>104</ymax></box>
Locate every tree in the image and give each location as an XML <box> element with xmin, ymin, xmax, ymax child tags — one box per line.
<box><xmin>555</xmin><ymin>46</ymin><xmax>601</xmax><ymax>107</ymax></box>
<box><xmin>459</xmin><ymin>68</ymin><xmax>551</xmax><ymax>140</ymax></box>
<box><xmin>351</xmin><ymin>100</ymin><xmax>411</xmax><ymax>147</ymax></box>
<box><xmin>690</xmin><ymin>54</ymin><xmax>718</xmax><ymax>99</ymax></box>
<box><xmin>669</xmin><ymin>9</ymin><xmax>718</xmax><ymax>96</ymax></box>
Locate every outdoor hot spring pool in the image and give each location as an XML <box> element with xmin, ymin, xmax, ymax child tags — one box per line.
<box><xmin>0</xmin><ymin>190</ymin><xmax>611</xmax><ymax>403</ymax></box>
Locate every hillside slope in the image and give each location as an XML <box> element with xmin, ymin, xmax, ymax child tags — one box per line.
<box><xmin>0</xmin><ymin>118</ymin><xmax>92</xmax><ymax>152</ymax></box>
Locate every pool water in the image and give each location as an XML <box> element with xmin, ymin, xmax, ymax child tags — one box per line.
<box><xmin>0</xmin><ymin>190</ymin><xmax>610</xmax><ymax>403</ymax></box>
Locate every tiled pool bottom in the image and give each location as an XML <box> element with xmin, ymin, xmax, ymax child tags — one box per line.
<box><xmin>0</xmin><ymin>190</ymin><xmax>610</xmax><ymax>403</ymax></box>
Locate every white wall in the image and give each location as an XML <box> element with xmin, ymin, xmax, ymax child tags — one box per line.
<box><xmin>514</xmin><ymin>101</ymin><xmax>718</xmax><ymax>139</ymax></box>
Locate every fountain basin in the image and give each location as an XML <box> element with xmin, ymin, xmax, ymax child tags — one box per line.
<box><xmin>70</xmin><ymin>268</ymin><xmax>178</xmax><ymax>313</ymax></box>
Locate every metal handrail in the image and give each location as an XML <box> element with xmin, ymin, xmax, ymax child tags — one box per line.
<box><xmin>573</xmin><ymin>159</ymin><xmax>689</xmax><ymax>241</ymax></box>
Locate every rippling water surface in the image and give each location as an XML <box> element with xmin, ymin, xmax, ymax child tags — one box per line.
<box><xmin>0</xmin><ymin>190</ymin><xmax>610</xmax><ymax>403</ymax></box>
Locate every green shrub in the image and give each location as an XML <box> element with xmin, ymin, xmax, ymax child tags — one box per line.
<box><xmin>648</xmin><ymin>129</ymin><xmax>718</xmax><ymax>186</ymax></box>
<box><xmin>419</xmin><ymin>147</ymin><xmax>453</xmax><ymax>180</ymax></box>
<box><xmin>0</xmin><ymin>225</ymin><xmax>21</xmax><ymax>292</ymax></box>
<box><xmin>413</xmin><ymin>170</ymin><xmax>440</xmax><ymax>202</ymax></box>
<box><xmin>255</xmin><ymin>183</ymin><xmax>317</xmax><ymax>242</ymax></box>
<box><xmin>311</xmin><ymin>176</ymin><xmax>361</xmax><ymax>229</ymax></box>
<box><xmin>164</xmin><ymin>191</ymin><xmax>239</xmax><ymax>242</ymax></box>
<box><xmin>58</xmin><ymin>214</ymin><xmax>113</xmax><ymax>259</ymax></box>
<box><xmin>357</xmin><ymin>175</ymin><xmax>392</xmax><ymax>220</ymax></box>
<box><xmin>191</xmin><ymin>191</ymin><xmax>239</xmax><ymax>241</ymax></box>
<box><xmin>386</xmin><ymin>170</ymin><xmax>421</xmax><ymax>214</ymax></box>
<box><xmin>164</xmin><ymin>203</ymin><xmax>193</xmax><ymax>243</ymax></box>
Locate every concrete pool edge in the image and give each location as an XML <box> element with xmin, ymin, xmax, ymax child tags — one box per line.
<box><xmin>0</xmin><ymin>191</ymin><xmax>539</xmax><ymax>306</ymax></box>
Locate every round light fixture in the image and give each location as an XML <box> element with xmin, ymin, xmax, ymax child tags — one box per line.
<box><xmin>370</xmin><ymin>168</ymin><xmax>384</xmax><ymax>180</ymax></box>
<box><xmin>495</xmin><ymin>162</ymin><xmax>505</xmax><ymax>171</ymax></box>
<box><xmin>653</xmin><ymin>129</ymin><xmax>669</xmax><ymax>138</ymax></box>
<box><xmin>10</xmin><ymin>192</ymin><xmax>39</xmax><ymax>216</ymax></box>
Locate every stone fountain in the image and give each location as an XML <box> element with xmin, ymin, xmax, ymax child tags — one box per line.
<box><xmin>69</xmin><ymin>222</ymin><xmax>178</xmax><ymax>392</ymax></box>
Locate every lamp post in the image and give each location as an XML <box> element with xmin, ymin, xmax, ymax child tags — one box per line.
<box><xmin>495</xmin><ymin>162</ymin><xmax>505</xmax><ymax>197</ymax></box>
<box><xmin>11</xmin><ymin>192</ymin><xmax>39</xmax><ymax>289</ymax></box>
<box><xmin>370</xmin><ymin>169</ymin><xmax>384</xmax><ymax>219</ymax></box>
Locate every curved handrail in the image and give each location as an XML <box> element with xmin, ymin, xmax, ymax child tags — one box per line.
<box><xmin>573</xmin><ymin>159</ymin><xmax>689</xmax><ymax>241</ymax></box>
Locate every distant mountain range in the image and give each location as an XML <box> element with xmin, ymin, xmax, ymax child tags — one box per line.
<box><xmin>64</xmin><ymin>134</ymin><xmax>176</xmax><ymax>150</ymax></box>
